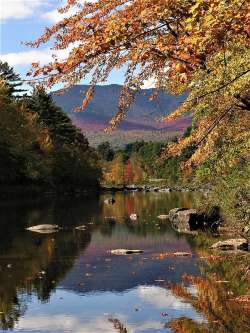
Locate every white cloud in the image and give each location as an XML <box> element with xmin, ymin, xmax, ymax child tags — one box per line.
<box><xmin>0</xmin><ymin>0</ymin><xmax>44</xmax><ymax>21</ymax></box>
<box><xmin>17</xmin><ymin>314</ymin><xmax>163</xmax><ymax>333</ymax></box>
<box><xmin>18</xmin><ymin>314</ymin><xmax>116</xmax><ymax>333</ymax></box>
<box><xmin>42</xmin><ymin>7</ymin><xmax>74</xmax><ymax>23</ymax></box>
<box><xmin>42</xmin><ymin>0</ymin><xmax>96</xmax><ymax>23</ymax></box>
<box><xmin>1</xmin><ymin>43</ymin><xmax>80</xmax><ymax>67</ymax></box>
<box><xmin>142</xmin><ymin>77</ymin><xmax>156</xmax><ymax>89</ymax></box>
<box><xmin>137</xmin><ymin>286</ymin><xmax>191</xmax><ymax>310</ymax></box>
<box><xmin>1</xmin><ymin>49</ymin><xmax>54</xmax><ymax>66</ymax></box>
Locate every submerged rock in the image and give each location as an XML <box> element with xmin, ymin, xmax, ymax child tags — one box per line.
<box><xmin>211</xmin><ymin>238</ymin><xmax>248</xmax><ymax>251</ymax></box>
<box><xmin>157</xmin><ymin>215</ymin><xmax>169</xmax><ymax>220</ymax></box>
<box><xmin>104</xmin><ymin>198</ymin><xmax>116</xmax><ymax>205</ymax></box>
<box><xmin>75</xmin><ymin>225</ymin><xmax>86</xmax><ymax>230</ymax></box>
<box><xmin>26</xmin><ymin>224</ymin><xmax>59</xmax><ymax>233</ymax></box>
<box><xmin>130</xmin><ymin>214</ymin><xmax>138</xmax><ymax>220</ymax></box>
<box><xmin>159</xmin><ymin>188</ymin><xmax>171</xmax><ymax>192</ymax></box>
<box><xmin>110</xmin><ymin>249</ymin><xmax>144</xmax><ymax>255</ymax></box>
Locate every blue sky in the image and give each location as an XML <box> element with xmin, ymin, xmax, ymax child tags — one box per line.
<box><xmin>0</xmin><ymin>0</ymin><xmax>128</xmax><ymax>88</ymax></box>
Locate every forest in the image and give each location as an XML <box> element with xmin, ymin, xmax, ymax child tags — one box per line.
<box><xmin>0</xmin><ymin>61</ymin><xmax>101</xmax><ymax>193</ymax></box>
<box><xmin>24</xmin><ymin>0</ymin><xmax>249</xmax><ymax>227</ymax></box>
<box><xmin>1</xmin><ymin>0</ymin><xmax>249</xmax><ymax>225</ymax></box>
<box><xmin>0</xmin><ymin>1</ymin><xmax>250</xmax><ymax>332</ymax></box>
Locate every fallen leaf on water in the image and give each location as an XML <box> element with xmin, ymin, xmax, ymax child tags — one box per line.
<box><xmin>155</xmin><ymin>252</ymin><xmax>192</xmax><ymax>260</ymax></box>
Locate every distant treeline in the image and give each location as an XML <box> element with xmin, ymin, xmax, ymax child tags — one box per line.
<box><xmin>0</xmin><ymin>62</ymin><xmax>101</xmax><ymax>191</ymax></box>
<box><xmin>97</xmin><ymin>136</ymin><xmax>193</xmax><ymax>186</ymax></box>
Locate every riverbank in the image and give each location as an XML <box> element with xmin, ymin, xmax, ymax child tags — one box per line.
<box><xmin>0</xmin><ymin>184</ymin><xmax>100</xmax><ymax>200</ymax></box>
<box><xmin>101</xmin><ymin>184</ymin><xmax>210</xmax><ymax>193</ymax></box>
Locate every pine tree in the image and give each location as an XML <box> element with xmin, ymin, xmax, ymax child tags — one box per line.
<box><xmin>28</xmin><ymin>88</ymin><xmax>89</xmax><ymax>149</ymax></box>
<box><xmin>0</xmin><ymin>61</ymin><xmax>26</xmax><ymax>97</ymax></box>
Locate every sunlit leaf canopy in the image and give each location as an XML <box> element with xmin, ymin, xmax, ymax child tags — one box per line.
<box><xmin>27</xmin><ymin>0</ymin><xmax>250</xmax><ymax>164</ymax></box>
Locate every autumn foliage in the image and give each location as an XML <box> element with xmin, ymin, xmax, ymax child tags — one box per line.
<box><xmin>27</xmin><ymin>0</ymin><xmax>250</xmax><ymax>176</ymax></box>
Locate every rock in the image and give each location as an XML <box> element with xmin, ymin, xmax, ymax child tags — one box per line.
<box><xmin>168</xmin><ymin>206</ymin><xmax>221</xmax><ymax>232</ymax></box>
<box><xmin>243</xmin><ymin>224</ymin><xmax>250</xmax><ymax>240</ymax></box>
<box><xmin>157</xmin><ymin>215</ymin><xmax>169</xmax><ymax>220</ymax></box>
<box><xmin>26</xmin><ymin>224</ymin><xmax>59</xmax><ymax>233</ymax></box>
<box><xmin>104</xmin><ymin>198</ymin><xmax>115</xmax><ymax>205</ymax></box>
<box><xmin>110</xmin><ymin>249</ymin><xmax>144</xmax><ymax>255</ymax></box>
<box><xmin>130</xmin><ymin>214</ymin><xmax>138</xmax><ymax>220</ymax></box>
<box><xmin>159</xmin><ymin>188</ymin><xmax>171</xmax><ymax>192</ymax></box>
<box><xmin>169</xmin><ymin>208</ymin><xmax>198</xmax><ymax>232</ymax></box>
<box><xmin>211</xmin><ymin>238</ymin><xmax>248</xmax><ymax>251</ymax></box>
<box><xmin>75</xmin><ymin>225</ymin><xmax>86</xmax><ymax>230</ymax></box>
<box><xmin>173</xmin><ymin>252</ymin><xmax>192</xmax><ymax>256</ymax></box>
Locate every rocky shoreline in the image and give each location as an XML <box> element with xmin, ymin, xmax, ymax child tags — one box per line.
<box><xmin>101</xmin><ymin>184</ymin><xmax>210</xmax><ymax>193</ymax></box>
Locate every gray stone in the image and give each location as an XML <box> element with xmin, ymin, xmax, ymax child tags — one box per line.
<box><xmin>211</xmin><ymin>238</ymin><xmax>248</xmax><ymax>251</ymax></box>
<box><xmin>169</xmin><ymin>208</ymin><xmax>198</xmax><ymax>232</ymax></box>
<box><xmin>110</xmin><ymin>249</ymin><xmax>143</xmax><ymax>255</ymax></box>
<box><xmin>168</xmin><ymin>206</ymin><xmax>221</xmax><ymax>232</ymax></box>
<box><xmin>26</xmin><ymin>224</ymin><xmax>59</xmax><ymax>233</ymax></box>
<box><xmin>243</xmin><ymin>224</ymin><xmax>250</xmax><ymax>240</ymax></box>
<box><xmin>104</xmin><ymin>198</ymin><xmax>115</xmax><ymax>205</ymax></box>
<box><xmin>75</xmin><ymin>225</ymin><xmax>87</xmax><ymax>230</ymax></box>
<box><xmin>157</xmin><ymin>214</ymin><xmax>169</xmax><ymax>220</ymax></box>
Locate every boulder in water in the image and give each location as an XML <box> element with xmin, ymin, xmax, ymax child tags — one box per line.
<box><xmin>211</xmin><ymin>238</ymin><xmax>248</xmax><ymax>251</ymax></box>
<box><xmin>130</xmin><ymin>214</ymin><xmax>138</xmax><ymax>220</ymax></box>
<box><xmin>110</xmin><ymin>249</ymin><xmax>143</xmax><ymax>255</ymax></box>
<box><xmin>104</xmin><ymin>198</ymin><xmax>116</xmax><ymax>205</ymax></box>
<box><xmin>26</xmin><ymin>224</ymin><xmax>59</xmax><ymax>233</ymax></box>
<box><xmin>75</xmin><ymin>225</ymin><xmax>86</xmax><ymax>230</ymax></box>
<box><xmin>157</xmin><ymin>214</ymin><xmax>169</xmax><ymax>220</ymax></box>
<box><xmin>168</xmin><ymin>206</ymin><xmax>221</xmax><ymax>232</ymax></box>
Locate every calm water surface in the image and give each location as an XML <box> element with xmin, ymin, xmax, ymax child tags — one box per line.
<box><xmin>0</xmin><ymin>192</ymin><xmax>247</xmax><ymax>333</ymax></box>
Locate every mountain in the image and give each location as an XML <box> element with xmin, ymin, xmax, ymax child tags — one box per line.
<box><xmin>52</xmin><ymin>84</ymin><xmax>190</xmax><ymax>147</ymax></box>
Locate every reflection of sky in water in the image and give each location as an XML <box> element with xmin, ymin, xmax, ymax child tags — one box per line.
<box><xmin>15</xmin><ymin>286</ymin><xmax>202</xmax><ymax>333</ymax></box>
<box><xmin>0</xmin><ymin>192</ymin><xmax>205</xmax><ymax>332</ymax></box>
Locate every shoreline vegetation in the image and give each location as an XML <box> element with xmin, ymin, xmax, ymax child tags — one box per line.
<box><xmin>0</xmin><ymin>67</ymin><xmax>101</xmax><ymax>194</ymax></box>
<box><xmin>18</xmin><ymin>0</ymin><xmax>249</xmax><ymax>235</ymax></box>
<box><xmin>0</xmin><ymin>60</ymin><xmax>249</xmax><ymax>233</ymax></box>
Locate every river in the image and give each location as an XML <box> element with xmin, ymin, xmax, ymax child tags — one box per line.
<box><xmin>0</xmin><ymin>192</ymin><xmax>249</xmax><ymax>333</ymax></box>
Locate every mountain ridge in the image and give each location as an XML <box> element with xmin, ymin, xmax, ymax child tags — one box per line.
<box><xmin>52</xmin><ymin>84</ymin><xmax>189</xmax><ymax>132</ymax></box>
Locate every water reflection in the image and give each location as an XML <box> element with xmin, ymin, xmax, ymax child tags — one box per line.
<box><xmin>168</xmin><ymin>252</ymin><xmax>250</xmax><ymax>333</ymax></box>
<box><xmin>0</xmin><ymin>192</ymin><xmax>247</xmax><ymax>332</ymax></box>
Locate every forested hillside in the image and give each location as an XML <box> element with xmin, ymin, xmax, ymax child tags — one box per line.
<box><xmin>0</xmin><ymin>62</ymin><xmax>101</xmax><ymax>192</ymax></box>
<box><xmin>16</xmin><ymin>0</ymin><xmax>250</xmax><ymax>225</ymax></box>
<box><xmin>52</xmin><ymin>84</ymin><xmax>187</xmax><ymax>131</ymax></box>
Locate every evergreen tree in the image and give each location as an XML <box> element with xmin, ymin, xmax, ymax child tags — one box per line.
<box><xmin>28</xmin><ymin>88</ymin><xmax>85</xmax><ymax>145</ymax></box>
<box><xmin>27</xmin><ymin>87</ymin><xmax>101</xmax><ymax>188</ymax></box>
<box><xmin>97</xmin><ymin>142</ymin><xmax>114</xmax><ymax>161</ymax></box>
<box><xmin>0</xmin><ymin>61</ymin><xmax>26</xmax><ymax>96</ymax></box>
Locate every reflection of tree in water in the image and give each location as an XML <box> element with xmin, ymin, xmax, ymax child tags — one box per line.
<box><xmin>0</xmin><ymin>192</ymin><xmax>204</xmax><ymax>330</ymax></box>
<box><xmin>0</xmin><ymin>196</ymin><xmax>98</xmax><ymax>330</ymax></box>
<box><xmin>0</xmin><ymin>232</ymin><xmax>91</xmax><ymax>329</ymax></box>
<box><xmin>168</xmin><ymin>252</ymin><xmax>250</xmax><ymax>333</ymax></box>
<box><xmin>101</xmin><ymin>192</ymin><xmax>202</xmax><ymax>237</ymax></box>
<box><xmin>0</xmin><ymin>292</ymin><xmax>27</xmax><ymax>330</ymax></box>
